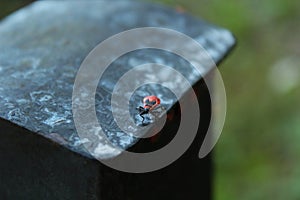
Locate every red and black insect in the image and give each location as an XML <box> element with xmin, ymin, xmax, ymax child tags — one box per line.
<box><xmin>136</xmin><ymin>95</ymin><xmax>161</xmax><ymax>124</ymax></box>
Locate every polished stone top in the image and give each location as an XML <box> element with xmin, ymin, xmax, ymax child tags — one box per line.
<box><xmin>0</xmin><ymin>1</ymin><xmax>235</xmax><ymax>158</ymax></box>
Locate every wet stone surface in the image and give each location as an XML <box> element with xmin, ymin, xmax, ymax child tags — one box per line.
<box><xmin>0</xmin><ymin>1</ymin><xmax>235</xmax><ymax>159</ymax></box>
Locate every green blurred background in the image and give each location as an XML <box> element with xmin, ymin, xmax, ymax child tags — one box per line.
<box><xmin>151</xmin><ymin>0</ymin><xmax>300</xmax><ymax>199</ymax></box>
<box><xmin>1</xmin><ymin>0</ymin><xmax>300</xmax><ymax>199</ymax></box>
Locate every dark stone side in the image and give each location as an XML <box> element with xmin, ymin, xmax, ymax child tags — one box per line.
<box><xmin>0</xmin><ymin>79</ymin><xmax>211</xmax><ymax>200</ymax></box>
<box><xmin>0</xmin><ymin>1</ymin><xmax>235</xmax><ymax>199</ymax></box>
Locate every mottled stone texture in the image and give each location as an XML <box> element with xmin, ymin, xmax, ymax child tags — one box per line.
<box><xmin>0</xmin><ymin>1</ymin><xmax>235</xmax><ymax>199</ymax></box>
<box><xmin>0</xmin><ymin>81</ymin><xmax>212</xmax><ymax>200</ymax></box>
<box><xmin>0</xmin><ymin>1</ymin><xmax>234</xmax><ymax>157</ymax></box>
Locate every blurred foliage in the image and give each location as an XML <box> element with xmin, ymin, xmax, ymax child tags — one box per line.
<box><xmin>1</xmin><ymin>0</ymin><xmax>299</xmax><ymax>199</ymax></box>
<box><xmin>152</xmin><ymin>0</ymin><xmax>300</xmax><ymax>199</ymax></box>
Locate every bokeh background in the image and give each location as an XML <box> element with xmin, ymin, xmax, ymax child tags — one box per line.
<box><xmin>1</xmin><ymin>0</ymin><xmax>300</xmax><ymax>199</ymax></box>
<box><xmin>151</xmin><ymin>0</ymin><xmax>300</xmax><ymax>199</ymax></box>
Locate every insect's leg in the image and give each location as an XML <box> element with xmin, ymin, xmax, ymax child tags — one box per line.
<box><xmin>140</xmin><ymin>114</ymin><xmax>145</xmax><ymax>123</ymax></box>
<box><xmin>136</xmin><ymin>106</ymin><xmax>144</xmax><ymax>113</ymax></box>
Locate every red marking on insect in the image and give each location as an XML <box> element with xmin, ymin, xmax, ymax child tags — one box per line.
<box><xmin>142</xmin><ymin>95</ymin><xmax>160</xmax><ymax>110</ymax></box>
<box><xmin>136</xmin><ymin>95</ymin><xmax>161</xmax><ymax>124</ymax></box>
